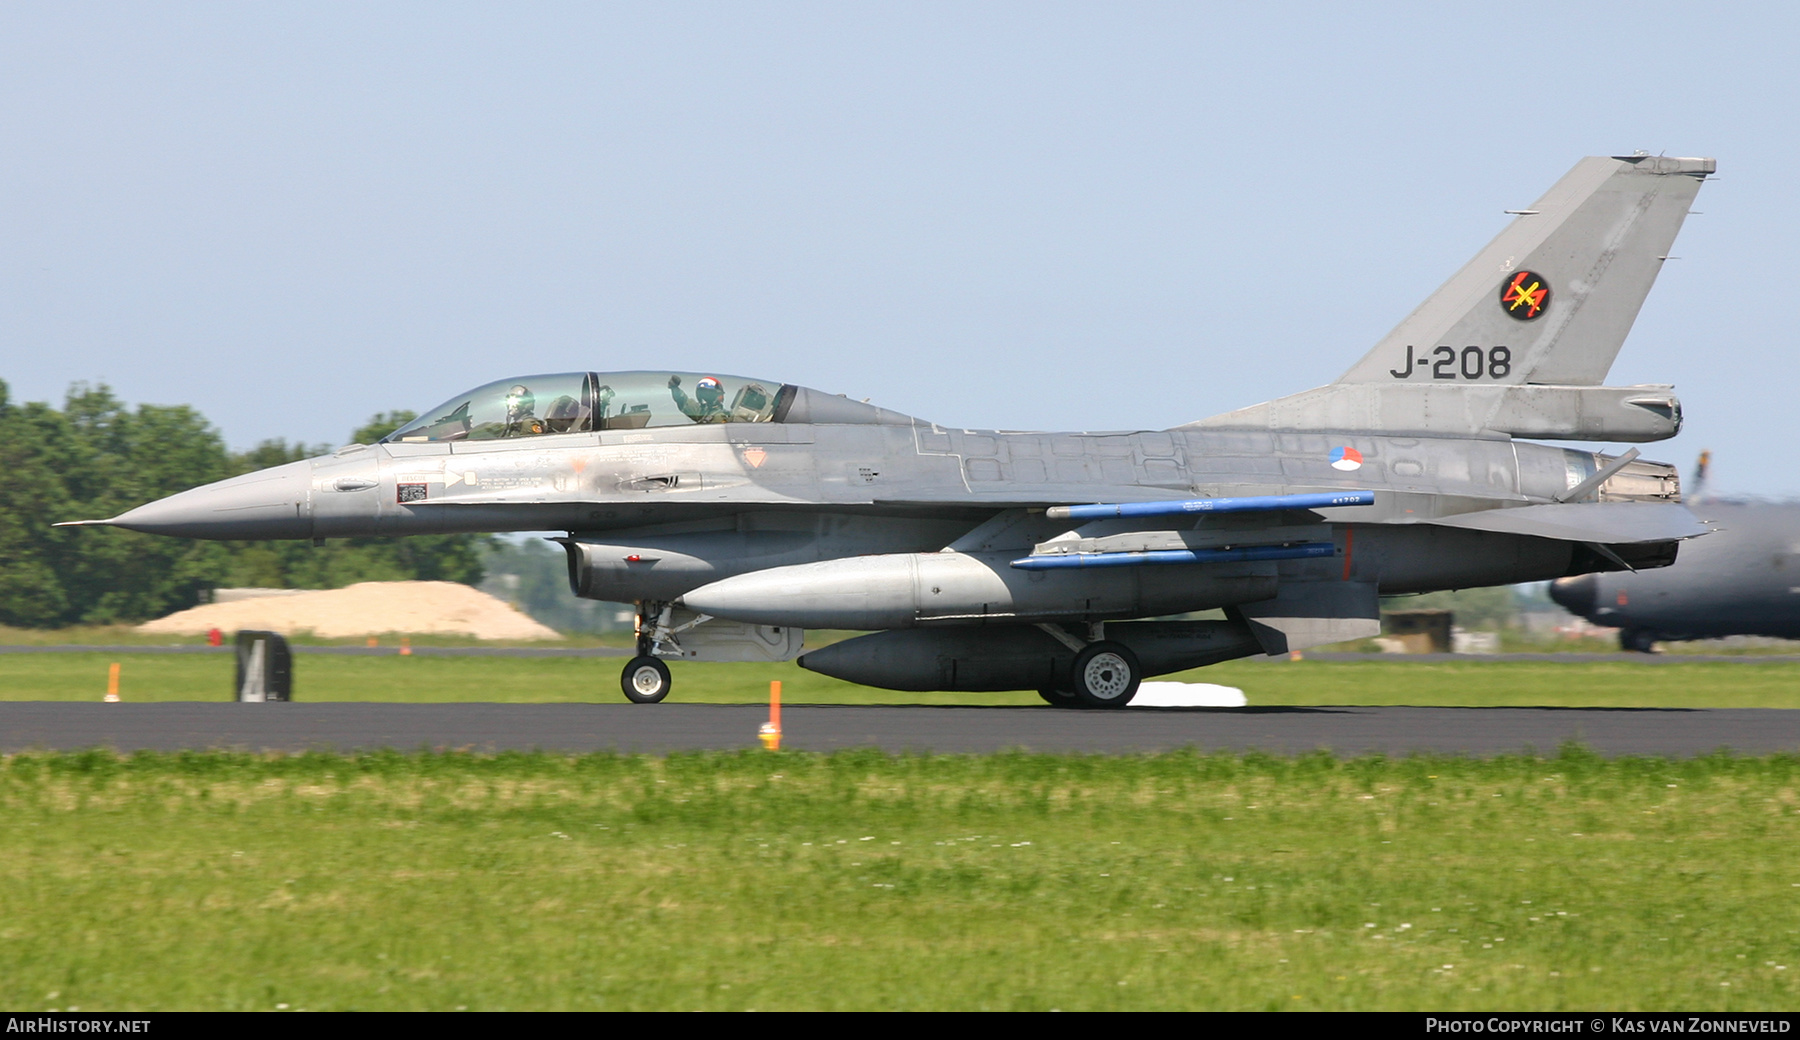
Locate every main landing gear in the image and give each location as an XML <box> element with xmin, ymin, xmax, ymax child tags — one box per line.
<box><xmin>1036</xmin><ymin>624</ymin><xmax>1142</xmax><ymax>709</ymax></box>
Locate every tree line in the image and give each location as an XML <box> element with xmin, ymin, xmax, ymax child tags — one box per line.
<box><xmin>0</xmin><ymin>380</ymin><xmax>489</xmax><ymax>628</ymax></box>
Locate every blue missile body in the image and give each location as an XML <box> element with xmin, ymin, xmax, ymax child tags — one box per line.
<box><xmin>1010</xmin><ymin>542</ymin><xmax>1337</xmax><ymax>570</ymax></box>
<box><xmin>1044</xmin><ymin>490</ymin><xmax>1375</xmax><ymax>521</ymax></box>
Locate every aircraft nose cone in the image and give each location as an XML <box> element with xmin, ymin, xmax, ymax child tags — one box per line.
<box><xmin>109</xmin><ymin>459</ymin><xmax>315</xmax><ymax>540</ymax></box>
<box><xmin>1549</xmin><ymin>575</ymin><xmax>1598</xmax><ymax>618</ymax></box>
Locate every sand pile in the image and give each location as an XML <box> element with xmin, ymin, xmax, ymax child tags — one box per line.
<box><xmin>138</xmin><ymin>581</ymin><xmax>563</xmax><ymax>641</ymax></box>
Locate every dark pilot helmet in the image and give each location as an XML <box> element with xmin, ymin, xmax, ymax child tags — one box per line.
<box><xmin>696</xmin><ymin>376</ymin><xmax>724</xmax><ymax>408</ymax></box>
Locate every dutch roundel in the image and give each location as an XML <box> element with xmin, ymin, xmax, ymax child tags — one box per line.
<box><xmin>1329</xmin><ymin>446</ymin><xmax>1364</xmax><ymax>472</ymax></box>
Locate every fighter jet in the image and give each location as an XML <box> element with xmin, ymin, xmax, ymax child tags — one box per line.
<box><xmin>1551</xmin><ymin>454</ymin><xmax>1800</xmax><ymax>651</ymax></box>
<box><xmin>63</xmin><ymin>154</ymin><xmax>1716</xmax><ymax>707</ymax></box>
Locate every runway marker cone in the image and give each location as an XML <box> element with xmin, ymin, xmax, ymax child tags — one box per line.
<box><xmin>104</xmin><ymin>662</ymin><xmax>121</xmax><ymax>702</ymax></box>
<box><xmin>759</xmin><ymin>680</ymin><xmax>782</xmax><ymax>750</ymax></box>
<box><xmin>367</xmin><ymin>637</ymin><xmax>378</xmax><ymax>648</ymax></box>
<box><xmin>399</xmin><ymin>637</ymin><xmax>412</xmax><ymax>657</ymax></box>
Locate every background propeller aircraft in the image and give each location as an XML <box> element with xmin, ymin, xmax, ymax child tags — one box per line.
<box><xmin>65</xmin><ymin>155</ymin><xmax>1715</xmax><ymax>707</ymax></box>
<box><xmin>1551</xmin><ymin>453</ymin><xmax>1800</xmax><ymax>651</ymax></box>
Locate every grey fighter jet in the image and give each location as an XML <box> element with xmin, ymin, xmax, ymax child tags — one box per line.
<box><xmin>63</xmin><ymin>155</ymin><xmax>1716</xmax><ymax>707</ymax></box>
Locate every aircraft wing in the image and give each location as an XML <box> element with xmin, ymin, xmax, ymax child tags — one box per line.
<box><xmin>1421</xmin><ymin>501</ymin><xmax>1709</xmax><ymax>544</ymax></box>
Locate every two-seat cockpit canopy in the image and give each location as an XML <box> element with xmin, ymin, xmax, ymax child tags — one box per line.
<box><xmin>383</xmin><ymin>371</ymin><xmax>791</xmax><ymax>443</ymax></box>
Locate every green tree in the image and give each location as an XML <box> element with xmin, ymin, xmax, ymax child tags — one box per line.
<box><xmin>480</xmin><ymin>538</ymin><xmax>628</xmax><ymax>634</ymax></box>
<box><xmin>0</xmin><ymin>383</ymin><xmax>76</xmax><ymax>625</ymax></box>
<box><xmin>0</xmin><ymin>384</ymin><xmax>490</xmax><ymax>627</ymax></box>
<box><xmin>229</xmin><ymin>438</ymin><xmax>332</xmax><ymax>477</ymax></box>
<box><xmin>351</xmin><ymin>411</ymin><xmax>416</xmax><ymax>445</ymax></box>
<box><xmin>208</xmin><ymin>410</ymin><xmax>487</xmax><ymax>593</ymax></box>
<box><xmin>0</xmin><ymin>382</ymin><xmax>236</xmax><ymax>625</ymax></box>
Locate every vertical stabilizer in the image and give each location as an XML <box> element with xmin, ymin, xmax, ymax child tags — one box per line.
<box><xmin>1336</xmin><ymin>155</ymin><xmax>1711</xmax><ymax>387</ymax></box>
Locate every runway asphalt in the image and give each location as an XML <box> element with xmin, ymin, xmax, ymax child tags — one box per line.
<box><xmin>3</xmin><ymin>702</ymin><xmax>1797</xmax><ymax>757</ymax></box>
<box><xmin>4</xmin><ymin>645</ymin><xmax>1799</xmax><ymax>663</ymax></box>
<box><xmin>0</xmin><ymin>644</ymin><xmax>634</xmax><ymax>657</ymax></box>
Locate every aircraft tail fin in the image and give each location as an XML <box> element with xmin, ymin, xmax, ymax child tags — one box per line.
<box><xmin>1338</xmin><ymin>154</ymin><xmax>1711</xmax><ymax>386</ymax></box>
<box><xmin>1191</xmin><ymin>155</ymin><xmax>1711</xmax><ymax>441</ymax></box>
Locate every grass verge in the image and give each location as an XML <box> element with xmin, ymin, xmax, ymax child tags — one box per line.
<box><xmin>8</xmin><ymin>653</ymin><xmax>1800</xmax><ymax>708</ymax></box>
<box><xmin>2</xmin><ymin>747</ymin><xmax>1796</xmax><ymax>1011</ymax></box>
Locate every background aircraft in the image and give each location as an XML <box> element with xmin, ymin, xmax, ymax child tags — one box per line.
<box><xmin>65</xmin><ymin>155</ymin><xmax>1715</xmax><ymax>706</ymax></box>
<box><xmin>1551</xmin><ymin>454</ymin><xmax>1800</xmax><ymax>650</ymax></box>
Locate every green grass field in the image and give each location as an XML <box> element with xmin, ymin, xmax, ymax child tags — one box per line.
<box><xmin>2</xmin><ymin>747</ymin><xmax>1797</xmax><ymax>1011</ymax></box>
<box><xmin>9</xmin><ymin>649</ymin><xmax>1800</xmax><ymax>1010</ymax></box>
<box><xmin>9</xmin><ymin>651</ymin><xmax>1800</xmax><ymax>708</ymax></box>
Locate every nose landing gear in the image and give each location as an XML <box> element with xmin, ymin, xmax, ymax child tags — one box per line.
<box><xmin>619</xmin><ymin>601</ymin><xmax>677</xmax><ymax>703</ymax></box>
<box><xmin>620</xmin><ymin>655</ymin><xmax>672</xmax><ymax>703</ymax></box>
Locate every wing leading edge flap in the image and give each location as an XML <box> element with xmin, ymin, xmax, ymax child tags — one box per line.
<box><xmin>1423</xmin><ymin>501</ymin><xmax>1708</xmax><ymax>544</ymax></box>
<box><xmin>1228</xmin><ymin>580</ymin><xmax>1381</xmax><ymax>656</ymax></box>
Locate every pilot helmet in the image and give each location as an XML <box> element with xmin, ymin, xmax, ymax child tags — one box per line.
<box><xmin>504</xmin><ymin>384</ymin><xmax>536</xmax><ymax>421</ymax></box>
<box><xmin>696</xmin><ymin>377</ymin><xmax>724</xmax><ymax>407</ymax></box>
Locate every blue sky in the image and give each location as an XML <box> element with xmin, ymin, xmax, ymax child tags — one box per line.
<box><xmin>4</xmin><ymin>3</ymin><xmax>1793</xmax><ymax>493</ymax></box>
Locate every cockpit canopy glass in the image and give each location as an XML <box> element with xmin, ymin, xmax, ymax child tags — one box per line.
<box><xmin>383</xmin><ymin>372</ymin><xmax>790</xmax><ymax>443</ymax></box>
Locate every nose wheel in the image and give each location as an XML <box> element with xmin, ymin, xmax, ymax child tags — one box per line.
<box><xmin>620</xmin><ymin>656</ymin><xmax>672</xmax><ymax>703</ymax></box>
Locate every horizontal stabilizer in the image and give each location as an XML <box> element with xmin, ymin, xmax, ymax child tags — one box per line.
<box><xmin>1425</xmin><ymin>502</ymin><xmax>1708</xmax><ymax>544</ymax></box>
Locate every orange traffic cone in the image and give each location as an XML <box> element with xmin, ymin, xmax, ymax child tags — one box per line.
<box><xmin>758</xmin><ymin>680</ymin><xmax>782</xmax><ymax>750</ymax></box>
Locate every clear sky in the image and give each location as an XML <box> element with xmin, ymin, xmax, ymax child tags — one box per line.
<box><xmin>3</xmin><ymin>3</ymin><xmax>1793</xmax><ymax>494</ymax></box>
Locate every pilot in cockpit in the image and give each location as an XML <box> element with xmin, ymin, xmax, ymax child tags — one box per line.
<box><xmin>503</xmin><ymin>384</ymin><xmax>546</xmax><ymax>436</ymax></box>
<box><xmin>668</xmin><ymin>375</ymin><xmax>730</xmax><ymax>424</ymax></box>
<box><xmin>543</xmin><ymin>393</ymin><xmax>584</xmax><ymax>433</ymax></box>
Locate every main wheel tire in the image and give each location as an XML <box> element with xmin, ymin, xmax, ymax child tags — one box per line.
<box><xmin>620</xmin><ymin>656</ymin><xmax>672</xmax><ymax>703</ymax></box>
<box><xmin>1069</xmin><ymin>641</ymin><xmax>1141</xmax><ymax>709</ymax></box>
<box><xmin>1037</xmin><ymin>685</ymin><xmax>1080</xmax><ymax>708</ymax></box>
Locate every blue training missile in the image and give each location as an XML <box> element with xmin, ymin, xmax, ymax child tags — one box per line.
<box><xmin>1010</xmin><ymin>542</ymin><xmax>1336</xmax><ymax>570</ymax></box>
<box><xmin>1044</xmin><ymin>490</ymin><xmax>1376</xmax><ymax>521</ymax></box>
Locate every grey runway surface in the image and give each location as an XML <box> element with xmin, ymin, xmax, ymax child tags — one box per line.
<box><xmin>4</xmin><ymin>645</ymin><xmax>1798</xmax><ymax>663</ymax></box>
<box><xmin>3</xmin><ymin>703</ymin><xmax>1798</xmax><ymax>757</ymax></box>
<box><xmin>0</xmin><ymin>645</ymin><xmax>633</xmax><ymax>657</ymax></box>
